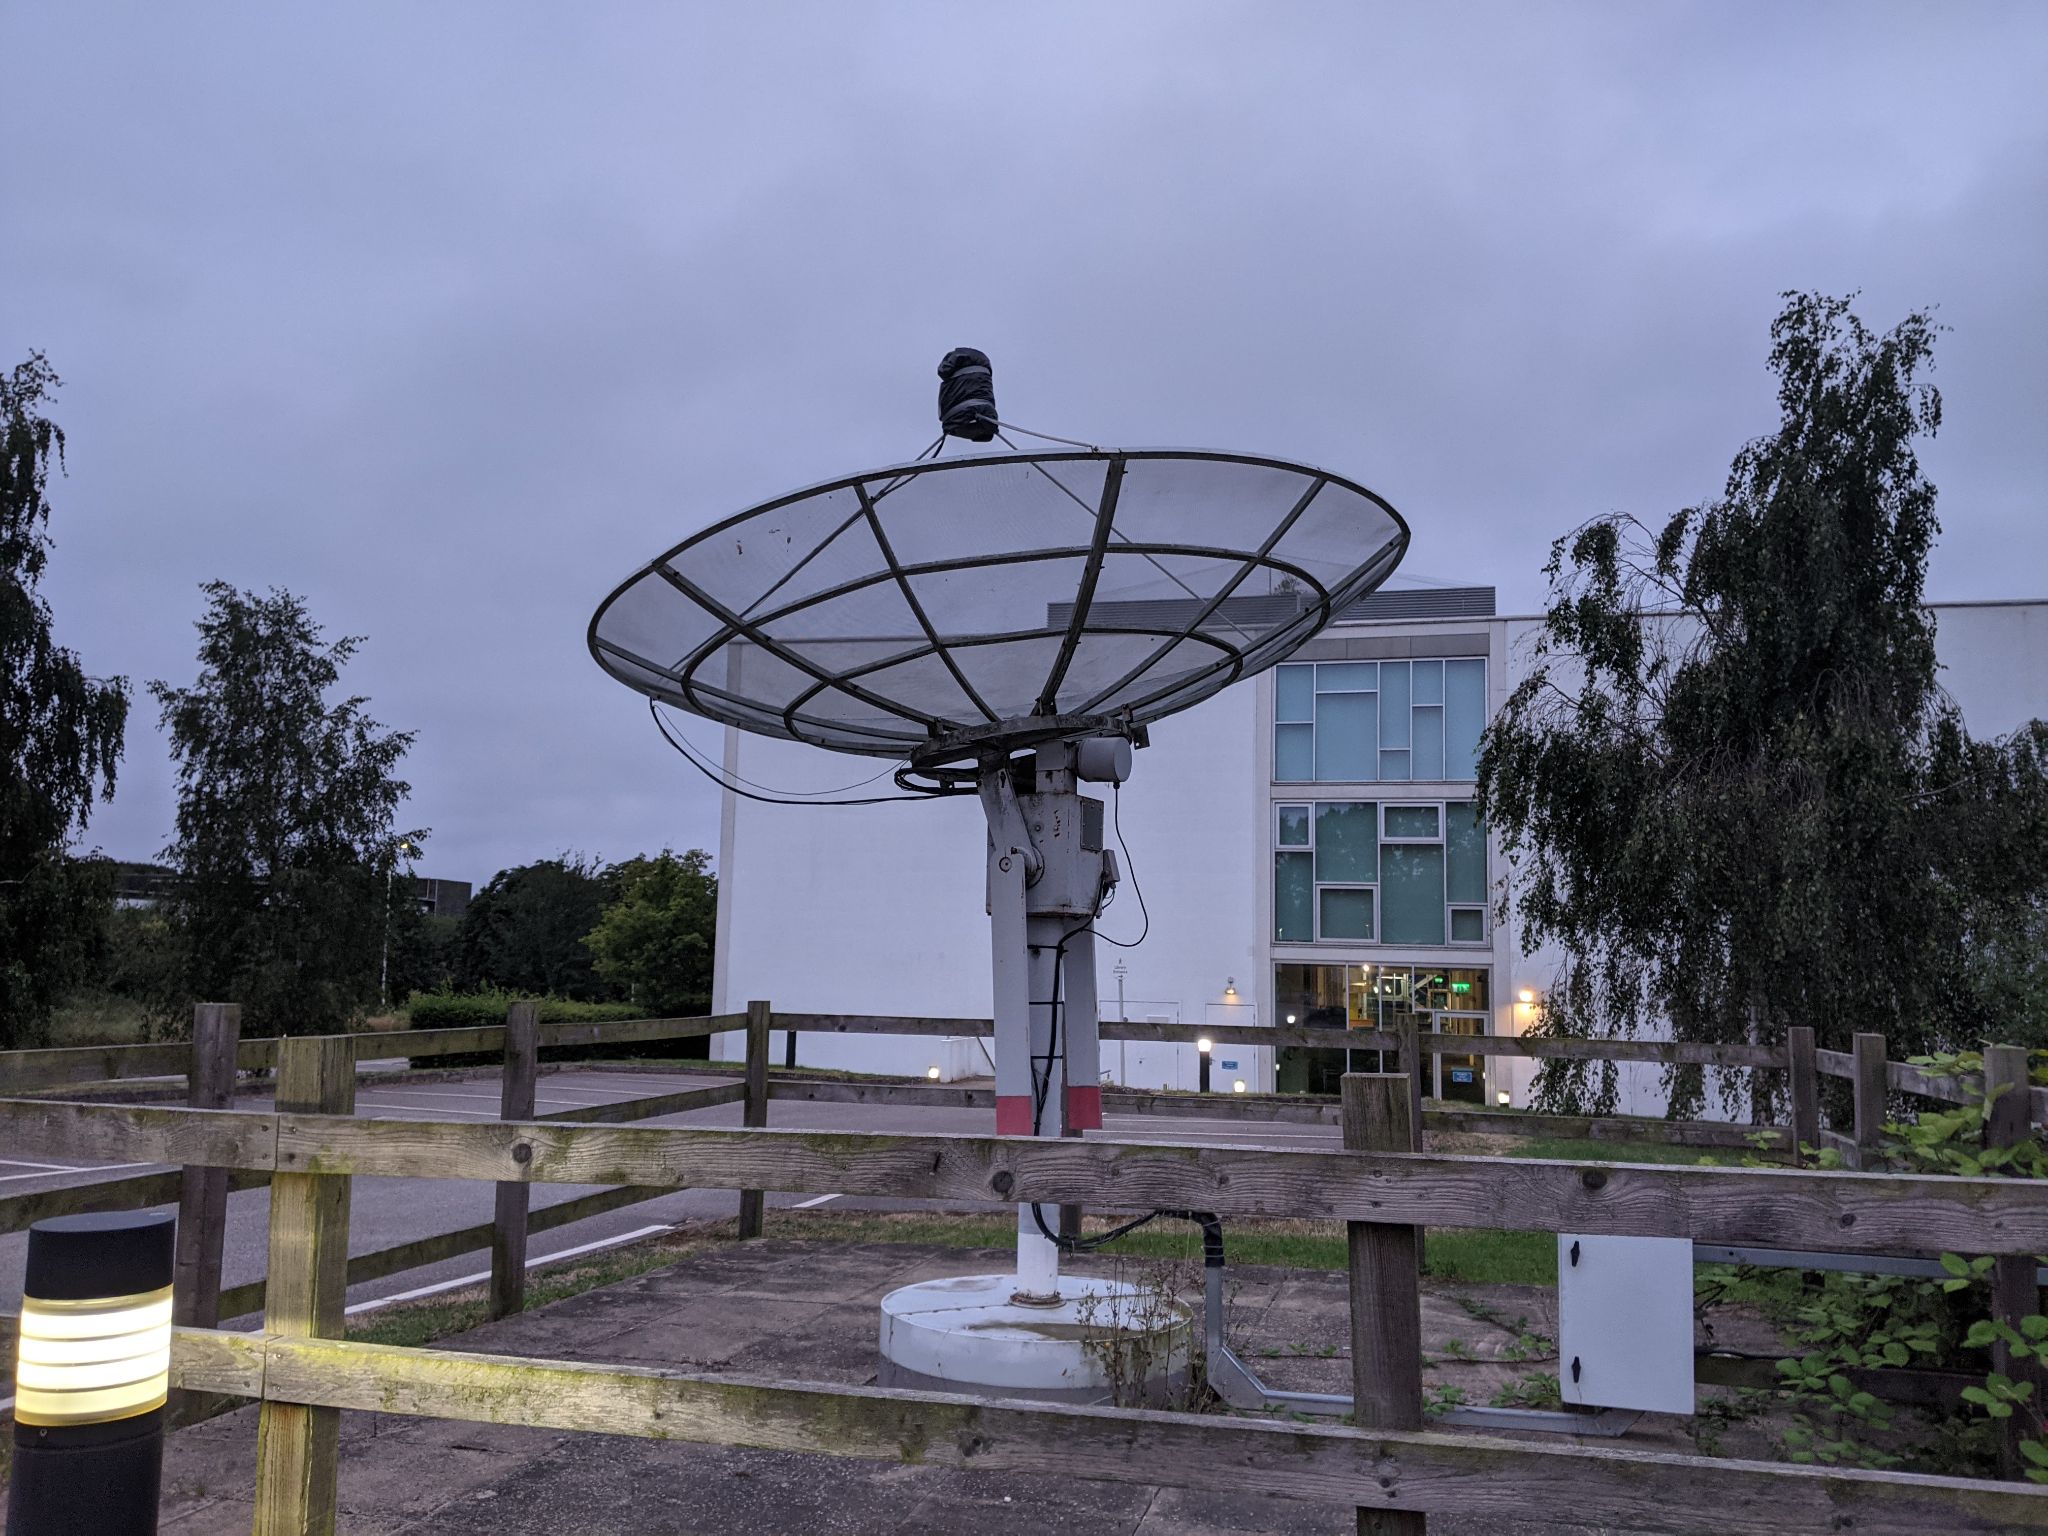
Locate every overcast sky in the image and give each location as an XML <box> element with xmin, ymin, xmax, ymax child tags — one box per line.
<box><xmin>6</xmin><ymin>3</ymin><xmax>2045</xmax><ymax>887</ymax></box>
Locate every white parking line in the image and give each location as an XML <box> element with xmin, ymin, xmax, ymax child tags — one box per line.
<box><xmin>791</xmin><ymin>1193</ymin><xmax>841</xmax><ymax>1209</ymax></box>
<box><xmin>0</xmin><ymin>1158</ymin><xmax>82</xmax><ymax>1172</ymax></box>
<box><xmin>354</xmin><ymin>1100</ymin><xmax>505</xmax><ymax>1120</ymax></box>
<box><xmin>342</xmin><ymin>1225</ymin><xmax>673</xmax><ymax>1316</ymax></box>
<box><xmin>0</xmin><ymin>1160</ymin><xmax>161</xmax><ymax>1183</ymax></box>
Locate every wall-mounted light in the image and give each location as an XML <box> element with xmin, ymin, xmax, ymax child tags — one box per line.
<box><xmin>1223</xmin><ymin>977</ymin><xmax>1238</xmax><ymax>999</ymax></box>
<box><xmin>1232</xmin><ymin>1080</ymin><xmax>1247</xmax><ymax>1093</ymax></box>
<box><xmin>1496</xmin><ymin>1089</ymin><xmax>1512</xmax><ymax>1107</ymax></box>
<box><xmin>1285</xmin><ymin>1013</ymin><xmax>1297</xmax><ymax>1026</ymax></box>
<box><xmin>926</xmin><ymin>1064</ymin><xmax>942</xmax><ymax>1081</ymax></box>
<box><xmin>9</xmin><ymin>1210</ymin><xmax>176</xmax><ymax>1534</ymax></box>
<box><xmin>1517</xmin><ymin>988</ymin><xmax>1536</xmax><ymax>1005</ymax></box>
<box><xmin>1197</xmin><ymin>1037</ymin><xmax>1214</xmax><ymax>1055</ymax></box>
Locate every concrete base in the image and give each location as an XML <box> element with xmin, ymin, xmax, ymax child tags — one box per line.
<box><xmin>877</xmin><ymin>1272</ymin><xmax>1193</xmax><ymax>1406</ymax></box>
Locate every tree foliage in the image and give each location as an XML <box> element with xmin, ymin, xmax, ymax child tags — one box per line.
<box><xmin>0</xmin><ymin>355</ymin><xmax>129</xmax><ymax>1048</ymax></box>
<box><xmin>1476</xmin><ymin>293</ymin><xmax>2048</xmax><ymax>1116</ymax></box>
<box><xmin>585</xmin><ymin>848</ymin><xmax>716</xmax><ymax>1016</ymax></box>
<box><xmin>454</xmin><ymin>856</ymin><xmax>615</xmax><ymax>1002</ymax></box>
<box><xmin>150</xmin><ymin>584</ymin><xmax>421</xmax><ymax>1034</ymax></box>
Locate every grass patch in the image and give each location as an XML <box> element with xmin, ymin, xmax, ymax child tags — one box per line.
<box><xmin>771</xmin><ymin>1209</ymin><xmax>1560</xmax><ymax>1286</ymax></box>
<box><xmin>1512</xmin><ymin>1136</ymin><xmax>1752</xmax><ymax>1168</ymax></box>
<box><xmin>47</xmin><ymin>991</ymin><xmax>156</xmax><ymax>1048</ymax></box>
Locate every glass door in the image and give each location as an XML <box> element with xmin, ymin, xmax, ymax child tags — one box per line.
<box><xmin>1432</xmin><ymin>1012</ymin><xmax>1488</xmax><ymax>1103</ymax></box>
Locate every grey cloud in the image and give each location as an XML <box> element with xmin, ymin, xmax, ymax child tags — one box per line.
<box><xmin>6</xmin><ymin>1</ymin><xmax>2043</xmax><ymax>884</ymax></box>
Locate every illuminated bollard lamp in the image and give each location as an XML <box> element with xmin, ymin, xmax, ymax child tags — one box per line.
<box><xmin>8</xmin><ymin>1211</ymin><xmax>175</xmax><ymax>1535</ymax></box>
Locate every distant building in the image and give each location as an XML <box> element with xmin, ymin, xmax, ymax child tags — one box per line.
<box><xmin>111</xmin><ymin>862</ymin><xmax>177</xmax><ymax>909</ymax></box>
<box><xmin>109</xmin><ymin>863</ymin><xmax>471</xmax><ymax>921</ymax></box>
<box><xmin>713</xmin><ymin>589</ymin><xmax>2048</xmax><ymax>1114</ymax></box>
<box><xmin>410</xmin><ymin>877</ymin><xmax>471</xmax><ymax>920</ymax></box>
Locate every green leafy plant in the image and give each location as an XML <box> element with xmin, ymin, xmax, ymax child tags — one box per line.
<box><xmin>1490</xmin><ymin>1372</ymin><xmax>1562</xmax><ymax>1410</ymax></box>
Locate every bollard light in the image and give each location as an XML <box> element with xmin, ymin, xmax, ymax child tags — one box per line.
<box><xmin>1232</xmin><ymin>1079</ymin><xmax>1247</xmax><ymax>1093</ymax></box>
<box><xmin>926</xmin><ymin>1064</ymin><xmax>942</xmax><ymax>1081</ymax></box>
<box><xmin>9</xmin><ymin>1210</ymin><xmax>175</xmax><ymax>1536</ymax></box>
<box><xmin>1496</xmin><ymin>1090</ymin><xmax>1512</xmax><ymax>1107</ymax></box>
<box><xmin>1196</xmin><ymin>1037</ymin><xmax>1213</xmax><ymax>1055</ymax></box>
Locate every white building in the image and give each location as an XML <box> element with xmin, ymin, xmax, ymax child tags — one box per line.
<box><xmin>713</xmin><ymin>589</ymin><xmax>2048</xmax><ymax>1111</ymax></box>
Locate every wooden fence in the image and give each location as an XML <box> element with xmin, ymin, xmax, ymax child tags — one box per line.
<box><xmin>2</xmin><ymin>1030</ymin><xmax>2046</xmax><ymax>1532</ymax></box>
<box><xmin>6</xmin><ymin>1003</ymin><xmax>2039</xmax><ymax>1340</ymax></box>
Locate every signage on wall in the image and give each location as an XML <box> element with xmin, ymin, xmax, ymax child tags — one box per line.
<box><xmin>1450</xmin><ymin>1068</ymin><xmax>1475</xmax><ymax>1084</ymax></box>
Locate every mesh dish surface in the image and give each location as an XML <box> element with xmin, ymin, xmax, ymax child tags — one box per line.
<box><xmin>589</xmin><ymin>448</ymin><xmax>1408</xmax><ymax>763</ymax></box>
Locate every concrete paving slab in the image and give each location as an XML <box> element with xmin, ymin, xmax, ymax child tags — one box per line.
<box><xmin>1</xmin><ymin>1235</ymin><xmax>1767</xmax><ymax>1535</ymax></box>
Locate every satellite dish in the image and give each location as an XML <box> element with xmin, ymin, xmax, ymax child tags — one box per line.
<box><xmin>588</xmin><ymin>446</ymin><xmax>1408</xmax><ymax>768</ymax></box>
<box><xmin>590</xmin><ymin>371</ymin><xmax>1411</xmax><ymax>1394</ymax></box>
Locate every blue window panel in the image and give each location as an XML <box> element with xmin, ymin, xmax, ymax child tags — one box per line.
<box><xmin>1319</xmin><ymin>887</ymin><xmax>1374</xmax><ymax>941</ymax></box>
<box><xmin>1412</xmin><ymin>659</ymin><xmax>1443</xmax><ymax>705</ymax></box>
<box><xmin>1276</xmin><ymin>804</ymin><xmax>1310</xmax><ymax>847</ymax></box>
<box><xmin>1276</xmin><ymin>664</ymin><xmax>1314</xmax><ymax>722</ymax></box>
<box><xmin>1314</xmin><ymin>692</ymin><xmax>1375</xmax><ymax>780</ymax></box>
<box><xmin>1384</xmin><ymin>804</ymin><xmax>1440</xmax><ymax>839</ymax></box>
<box><xmin>1379</xmin><ymin>749</ymin><xmax>1411</xmax><ymax>781</ymax></box>
<box><xmin>1274</xmin><ymin>852</ymin><xmax>1313</xmax><ymax>942</ymax></box>
<box><xmin>1315</xmin><ymin>661</ymin><xmax>1376</xmax><ymax>691</ymax></box>
<box><xmin>1275</xmin><ymin>723</ymin><xmax>1314</xmax><ymax>781</ymax></box>
<box><xmin>1314</xmin><ymin>801</ymin><xmax>1377</xmax><ymax>883</ymax></box>
<box><xmin>1381</xmin><ymin>846</ymin><xmax>1446</xmax><ymax>944</ymax></box>
<box><xmin>1450</xmin><ymin>907</ymin><xmax>1485</xmax><ymax>943</ymax></box>
<box><xmin>1444</xmin><ymin>659</ymin><xmax>1486</xmax><ymax>780</ymax></box>
<box><xmin>1378</xmin><ymin>661</ymin><xmax>1411</xmax><ymax>748</ymax></box>
<box><xmin>1411</xmin><ymin>705</ymin><xmax>1444</xmax><ymax>779</ymax></box>
<box><xmin>1446</xmin><ymin>801</ymin><xmax>1487</xmax><ymax>904</ymax></box>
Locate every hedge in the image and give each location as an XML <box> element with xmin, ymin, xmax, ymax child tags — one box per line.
<box><xmin>401</xmin><ymin>991</ymin><xmax>712</xmax><ymax>1068</ymax></box>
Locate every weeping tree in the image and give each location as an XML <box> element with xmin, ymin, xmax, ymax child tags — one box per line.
<box><xmin>0</xmin><ymin>355</ymin><xmax>129</xmax><ymax>1049</ymax></box>
<box><xmin>1476</xmin><ymin>293</ymin><xmax>2048</xmax><ymax>1118</ymax></box>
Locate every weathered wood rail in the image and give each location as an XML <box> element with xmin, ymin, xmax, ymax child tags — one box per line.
<box><xmin>4</xmin><ymin>1031</ymin><xmax>2046</xmax><ymax>1531</ymax></box>
<box><xmin>5</xmin><ymin>1000</ymin><xmax>2034</xmax><ymax>1348</ymax></box>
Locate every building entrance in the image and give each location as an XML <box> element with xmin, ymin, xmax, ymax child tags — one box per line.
<box><xmin>1273</xmin><ymin>963</ymin><xmax>1492</xmax><ymax>1101</ymax></box>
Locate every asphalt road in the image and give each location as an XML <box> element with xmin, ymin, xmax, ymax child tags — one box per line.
<box><xmin>1</xmin><ymin>1065</ymin><xmax>1342</xmax><ymax>1320</ymax></box>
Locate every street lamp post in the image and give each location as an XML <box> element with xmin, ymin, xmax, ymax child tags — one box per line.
<box><xmin>379</xmin><ymin>838</ymin><xmax>413</xmax><ymax>1011</ymax></box>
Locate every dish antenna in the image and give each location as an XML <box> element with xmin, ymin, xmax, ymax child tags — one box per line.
<box><xmin>590</xmin><ymin>354</ymin><xmax>1408</xmax><ymax>1396</ymax></box>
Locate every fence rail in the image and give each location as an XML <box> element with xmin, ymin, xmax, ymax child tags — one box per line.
<box><xmin>3</xmin><ymin>1016</ymin><xmax>2046</xmax><ymax>1530</ymax></box>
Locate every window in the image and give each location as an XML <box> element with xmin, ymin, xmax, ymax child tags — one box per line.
<box><xmin>1274</xmin><ymin>658</ymin><xmax>1485</xmax><ymax>782</ymax></box>
<box><xmin>1273</xmin><ymin>803</ymin><xmax>1312</xmax><ymax>942</ymax></box>
<box><xmin>1272</xmin><ymin>800</ymin><xmax>1488</xmax><ymax>946</ymax></box>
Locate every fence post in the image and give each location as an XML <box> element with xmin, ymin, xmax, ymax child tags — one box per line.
<box><xmin>1342</xmin><ymin>1073</ymin><xmax>1426</xmax><ymax>1536</ymax></box>
<box><xmin>253</xmin><ymin>1035</ymin><xmax>356</xmax><ymax>1536</ymax></box>
<box><xmin>1852</xmin><ymin>1032</ymin><xmax>1888</xmax><ymax>1170</ymax></box>
<box><xmin>488</xmin><ymin>1000</ymin><xmax>540</xmax><ymax>1320</ymax></box>
<box><xmin>1786</xmin><ymin>1025</ymin><xmax>1819</xmax><ymax>1166</ymax></box>
<box><xmin>1984</xmin><ymin>1044</ymin><xmax>2040</xmax><ymax>1476</ymax></box>
<box><xmin>738</xmin><ymin>999</ymin><xmax>770</xmax><ymax>1239</ymax></box>
<box><xmin>173</xmin><ymin>1002</ymin><xmax>240</xmax><ymax>1332</ymax></box>
<box><xmin>1394</xmin><ymin>1017</ymin><xmax>1424</xmax><ymax>1150</ymax></box>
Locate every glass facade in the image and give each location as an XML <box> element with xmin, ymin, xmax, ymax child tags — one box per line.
<box><xmin>1274</xmin><ymin>963</ymin><xmax>1492</xmax><ymax>1099</ymax></box>
<box><xmin>1272</xmin><ymin>800</ymin><xmax>1487</xmax><ymax>945</ymax></box>
<box><xmin>1274</xmin><ymin>658</ymin><xmax>1485</xmax><ymax>783</ymax></box>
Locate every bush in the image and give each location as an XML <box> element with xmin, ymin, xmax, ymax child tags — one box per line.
<box><xmin>401</xmin><ymin>990</ymin><xmax>710</xmax><ymax>1068</ymax></box>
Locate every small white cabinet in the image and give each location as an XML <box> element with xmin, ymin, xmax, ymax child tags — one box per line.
<box><xmin>1557</xmin><ymin>1235</ymin><xmax>1696</xmax><ymax>1414</ymax></box>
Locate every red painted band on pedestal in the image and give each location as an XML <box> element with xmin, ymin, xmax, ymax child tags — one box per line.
<box><xmin>995</xmin><ymin>1095</ymin><xmax>1034</xmax><ymax>1136</ymax></box>
<box><xmin>1065</xmin><ymin>1084</ymin><xmax>1103</xmax><ymax>1131</ymax></box>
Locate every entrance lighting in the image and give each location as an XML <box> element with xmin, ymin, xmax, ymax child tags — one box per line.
<box><xmin>1197</xmin><ymin>1037</ymin><xmax>1213</xmax><ymax>1054</ymax></box>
